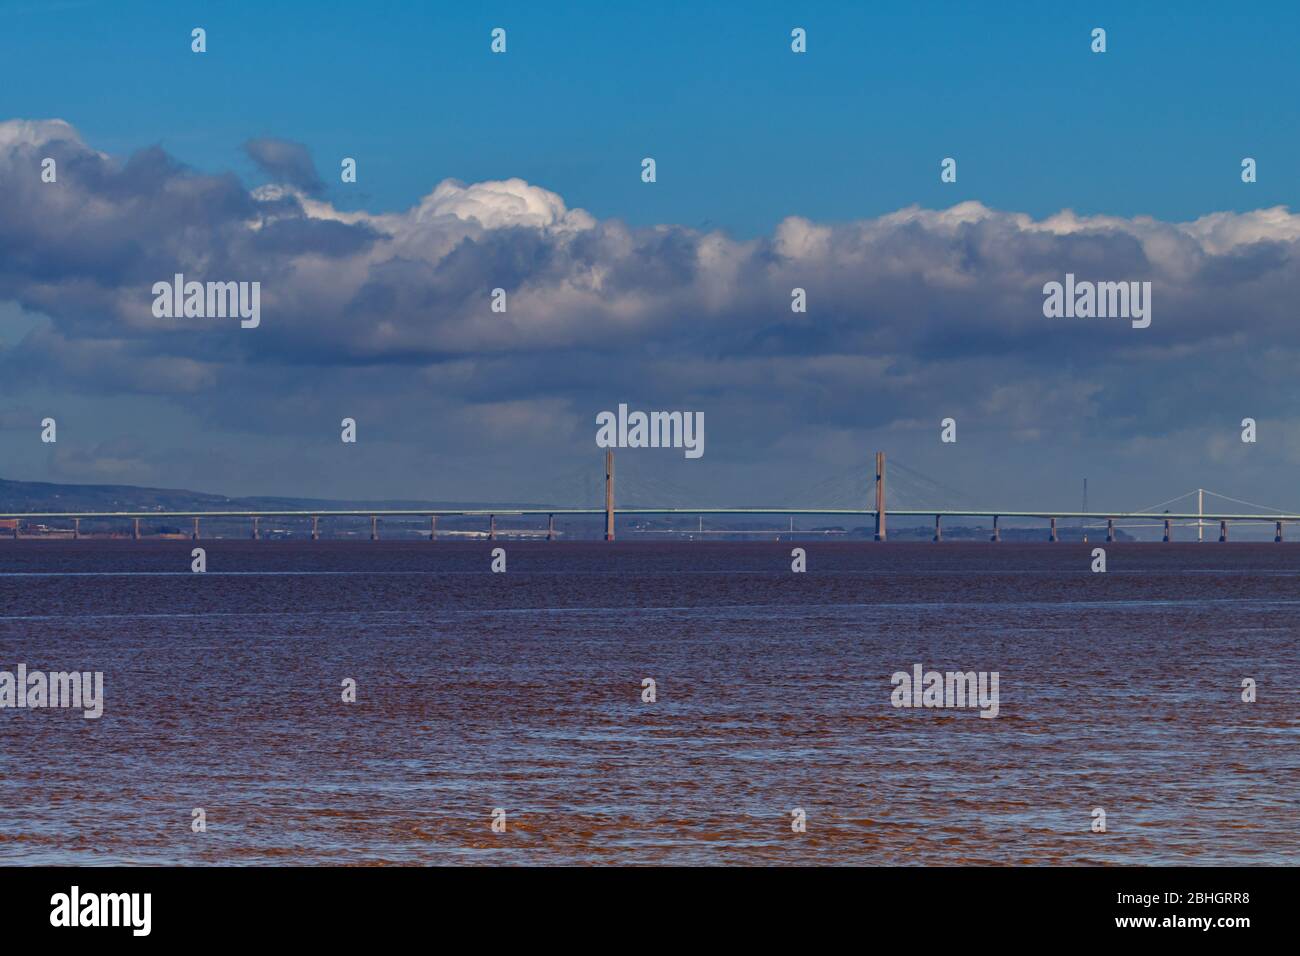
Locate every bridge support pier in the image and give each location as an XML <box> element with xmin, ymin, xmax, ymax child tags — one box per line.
<box><xmin>1276</xmin><ymin>520</ymin><xmax>1284</xmax><ymax>543</ymax></box>
<box><xmin>933</xmin><ymin>514</ymin><xmax>942</xmax><ymax>542</ymax></box>
<box><xmin>430</xmin><ymin>515</ymin><xmax>437</xmax><ymax>541</ymax></box>
<box><xmin>133</xmin><ymin>518</ymin><xmax>141</xmax><ymax>541</ymax></box>
<box><xmin>1219</xmin><ymin>520</ymin><xmax>1228</xmax><ymax>543</ymax></box>
<box><xmin>990</xmin><ymin>515</ymin><xmax>999</xmax><ymax>542</ymax></box>
<box><xmin>192</xmin><ymin>517</ymin><xmax>200</xmax><ymax>541</ymax></box>
<box><xmin>73</xmin><ymin>518</ymin><xmax>79</xmax><ymax>540</ymax></box>
<box><xmin>547</xmin><ymin>514</ymin><xmax>555</xmax><ymax>541</ymax></box>
<box><xmin>11</xmin><ymin>522</ymin><xmax>18</xmax><ymax>539</ymax></box>
<box><xmin>370</xmin><ymin>515</ymin><xmax>378</xmax><ymax>541</ymax></box>
<box><xmin>1049</xmin><ymin>517</ymin><xmax>1057</xmax><ymax>542</ymax></box>
<box><xmin>252</xmin><ymin>517</ymin><xmax>259</xmax><ymax>541</ymax></box>
<box><xmin>311</xmin><ymin>516</ymin><xmax>319</xmax><ymax>541</ymax></box>
<box><xmin>1163</xmin><ymin>518</ymin><xmax>1171</xmax><ymax>542</ymax></box>
<box><xmin>489</xmin><ymin>515</ymin><xmax>496</xmax><ymax>540</ymax></box>
<box><xmin>1106</xmin><ymin>519</ymin><xmax>1114</xmax><ymax>543</ymax></box>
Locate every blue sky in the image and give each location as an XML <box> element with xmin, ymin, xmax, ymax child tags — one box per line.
<box><xmin>2</xmin><ymin>0</ymin><xmax>1300</xmax><ymax>517</ymax></box>
<box><xmin>4</xmin><ymin>0</ymin><xmax>1295</xmax><ymax>235</ymax></box>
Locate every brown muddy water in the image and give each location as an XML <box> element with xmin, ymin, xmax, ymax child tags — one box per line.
<box><xmin>0</xmin><ymin>540</ymin><xmax>1295</xmax><ymax>865</ymax></box>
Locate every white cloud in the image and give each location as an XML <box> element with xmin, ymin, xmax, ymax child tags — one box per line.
<box><xmin>410</xmin><ymin>177</ymin><xmax>595</xmax><ymax>232</ymax></box>
<box><xmin>0</xmin><ymin>118</ymin><xmax>84</xmax><ymax>151</ymax></box>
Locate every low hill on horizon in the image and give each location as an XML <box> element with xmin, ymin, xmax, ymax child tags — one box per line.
<box><xmin>0</xmin><ymin>475</ymin><xmax>542</xmax><ymax>514</ymax></box>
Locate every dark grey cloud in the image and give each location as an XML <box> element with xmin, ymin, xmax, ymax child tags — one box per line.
<box><xmin>243</xmin><ymin>137</ymin><xmax>325</xmax><ymax>196</ymax></box>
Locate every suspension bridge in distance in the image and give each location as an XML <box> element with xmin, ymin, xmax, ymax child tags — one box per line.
<box><xmin>1</xmin><ymin>451</ymin><xmax>1297</xmax><ymax>542</ymax></box>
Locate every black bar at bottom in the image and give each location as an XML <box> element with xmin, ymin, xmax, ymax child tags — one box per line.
<box><xmin>0</xmin><ymin>865</ymin><xmax>1284</xmax><ymax>942</ymax></box>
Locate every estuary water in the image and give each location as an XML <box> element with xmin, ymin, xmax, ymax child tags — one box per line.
<box><xmin>0</xmin><ymin>540</ymin><xmax>1295</xmax><ymax>865</ymax></box>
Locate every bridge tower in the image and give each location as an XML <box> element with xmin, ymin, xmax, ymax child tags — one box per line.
<box><xmin>874</xmin><ymin>451</ymin><xmax>886</xmax><ymax>542</ymax></box>
<box><xmin>605</xmin><ymin>449</ymin><xmax>615</xmax><ymax>541</ymax></box>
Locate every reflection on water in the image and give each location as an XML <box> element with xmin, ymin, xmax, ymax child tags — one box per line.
<box><xmin>0</xmin><ymin>541</ymin><xmax>1295</xmax><ymax>865</ymax></box>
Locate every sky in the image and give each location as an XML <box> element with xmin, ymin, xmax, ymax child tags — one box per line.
<box><xmin>1</xmin><ymin>0</ymin><xmax>1299</xmax><ymax>514</ymax></box>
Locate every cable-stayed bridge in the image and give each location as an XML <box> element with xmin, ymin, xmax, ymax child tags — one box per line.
<box><xmin>2</xmin><ymin>452</ymin><xmax>1297</xmax><ymax>541</ymax></box>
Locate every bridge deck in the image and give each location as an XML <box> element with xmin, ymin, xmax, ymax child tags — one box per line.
<box><xmin>1</xmin><ymin>509</ymin><xmax>1296</xmax><ymax>521</ymax></box>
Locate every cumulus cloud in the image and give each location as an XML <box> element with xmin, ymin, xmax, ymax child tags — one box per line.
<box><xmin>0</xmin><ymin>118</ymin><xmax>85</xmax><ymax>151</ymax></box>
<box><xmin>413</xmin><ymin>178</ymin><xmax>596</xmax><ymax>232</ymax></box>
<box><xmin>3</xmin><ymin>116</ymin><xmax>1300</xmax><ymax>502</ymax></box>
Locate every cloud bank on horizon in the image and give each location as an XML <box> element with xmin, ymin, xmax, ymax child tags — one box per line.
<box><xmin>2</xmin><ymin>117</ymin><xmax>1299</xmax><ymax>505</ymax></box>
